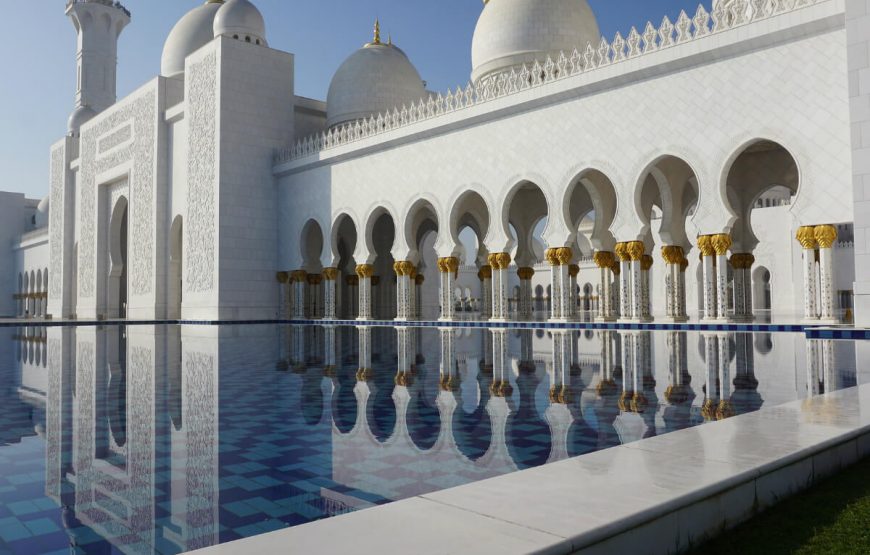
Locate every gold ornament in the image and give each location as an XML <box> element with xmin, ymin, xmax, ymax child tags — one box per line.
<box><xmin>641</xmin><ymin>254</ymin><xmax>654</xmax><ymax>271</ymax></box>
<box><xmin>276</xmin><ymin>271</ymin><xmax>290</xmax><ymax>284</ymax></box>
<box><xmin>796</xmin><ymin>226</ymin><xmax>817</xmax><ymax>249</ymax></box>
<box><xmin>697</xmin><ymin>236</ymin><xmax>715</xmax><ymax>257</ymax></box>
<box><xmin>517</xmin><ymin>267</ymin><xmax>535</xmax><ymax>280</ymax></box>
<box><xmin>322</xmin><ymin>267</ymin><xmax>339</xmax><ymax>281</ymax></box>
<box><xmin>478</xmin><ymin>265</ymin><xmax>492</xmax><ymax>280</ymax></box>
<box><xmin>626</xmin><ymin>241</ymin><xmax>645</xmax><ymax>261</ymax></box>
<box><xmin>594</xmin><ymin>251</ymin><xmax>614</xmax><ymax>269</ymax></box>
<box><xmin>568</xmin><ymin>264</ymin><xmax>580</xmax><ymax>278</ymax></box>
<box><xmin>814</xmin><ymin>225</ymin><xmax>838</xmax><ymax>249</ymax></box>
<box><xmin>355</xmin><ymin>264</ymin><xmax>374</xmax><ymax>278</ymax></box>
<box><xmin>614</xmin><ymin>242</ymin><xmax>630</xmax><ymax>262</ymax></box>
<box><xmin>711</xmin><ymin>233</ymin><xmax>732</xmax><ymax>256</ymax></box>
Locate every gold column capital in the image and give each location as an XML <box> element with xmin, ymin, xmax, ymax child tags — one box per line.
<box><xmin>545</xmin><ymin>248</ymin><xmax>559</xmax><ymax>266</ymax></box>
<box><xmin>355</xmin><ymin>264</ymin><xmax>374</xmax><ymax>279</ymax></box>
<box><xmin>697</xmin><ymin>235</ymin><xmax>714</xmax><ymax>257</ymax></box>
<box><xmin>593</xmin><ymin>251</ymin><xmax>613</xmax><ymax>269</ymax></box>
<box><xmin>345</xmin><ymin>275</ymin><xmax>359</xmax><ymax>286</ymax></box>
<box><xmin>322</xmin><ymin>267</ymin><xmax>339</xmax><ymax>281</ymax></box>
<box><xmin>680</xmin><ymin>257</ymin><xmax>689</xmax><ymax>272</ymax></box>
<box><xmin>614</xmin><ymin>242</ymin><xmax>631</xmax><ymax>262</ymax></box>
<box><xmin>730</xmin><ymin>253</ymin><xmax>756</xmax><ymax>270</ymax></box>
<box><xmin>517</xmin><ymin>266</ymin><xmax>535</xmax><ymax>280</ymax></box>
<box><xmin>437</xmin><ymin>257</ymin><xmax>460</xmax><ymax>275</ymax></box>
<box><xmin>641</xmin><ymin>254</ymin><xmax>654</xmax><ymax>271</ymax></box>
<box><xmin>290</xmin><ymin>270</ymin><xmax>308</xmax><ymax>283</ymax></box>
<box><xmin>276</xmin><ymin>271</ymin><xmax>290</xmax><ymax>284</ymax></box>
<box><xmin>814</xmin><ymin>224</ymin><xmax>838</xmax><ymax>249</ymax></box>
<box><xmin>711</xmin><ymin>233</ymin><xmax>732</xmax><ymax>256</ymax></box>
<box><xmin>478</xmin><ymin>265</ymin><xmax>492</xmax><ymax>280</ymax></box>
<box><xmin>626</xmin><ymin>241</ymin><xmax>645</xmax><ymax>261</ymax></box>
<box><xmin>307</xmin><ymin>274</ymin><xmax>323</xmax><ymax>286</ymax></box>
<box><xmin>661</xmin><ymin>246</ymin><xmax>684</xmax><ymax>265</ymax></box>
<box><xmin>556</xmin><ymin>247</ymin><xmax>573</xmax><ymax>266</ymax></box>
<box><xmin>393</xmin><ymin>261</ymin><xmax>416</xmax><ymax>277</ymax></box>
<box><xmin>796</xmin><ymin>226</ymin><xmax>818</xmax><ymax>250</ymax></box>
<box><xmin>568</xmin><ymin>264</ymin><xmax>580</xmax><ymax>278</ymax></box>
<box><xmin>488</xmin><ymin>252</ymin><xmax>511</xmax><ymax>270</ymax></box>
<box><xmin>371</xmin><ymin>276</ymin><xmax>381</xmax><ymax>286</ymax></box>
<box><xmin>415</xmin><ymin>274</ymin><xmax>425</xmax><ymax>285</ymax></box>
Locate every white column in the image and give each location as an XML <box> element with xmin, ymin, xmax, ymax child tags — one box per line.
<box><xmin>290</xmin><ymin>271</ymin><xmax>307</xmax><ymax>319</ymax></box>
<box><xmin>345</xmin><ymin>276</ymin><xmax>359</xmax><ymax>318</ymax></box>
<box><xmin>641</xmin><ymin>255</ymin><xmax>653</xmax><ymax>320</ymax></box>
<box><xmin>627</xmin><ymin>242</ymin><xmax>645</xmax><ymax>321</ymax></box>
<box><xmin>594</xmin><ymin>252</ymin><xmax>615</xmax><ymax>321</ymax></box>
<box><xmin>479</xmin><ymin>266</ymin><xmax>492</xmax><ymax>320</ymax></box>
<box><xmin>815</xmin><ymin>225</ymin><xmax>839</xmax><ymax>322</ymax></box>
<box><xmin>698</xmin><ymin>237</ymin><xmax>717</xmax><ymax>320</ymax></box>
<box><xmin>717</xmin><ymin>333</ymin><xmax>733</xmax><ymax>419</ymax></box>
<box><xmin>711</xmin><ymin>234</ymin><xmax>731</xmax><ymax>321</ymax></box>
<box><xmin>796</xmin><ymin>226</ymin><xmax>819</xmax><ymax>321</ymax></box>
<box><xmin>518</xmin><ymin>267</ymin><xmax>535</xmax><ymax>320</ymax></box>
<box><xmin>438</xmin><ymin>257</ymin><xmax>459</xmax><ymax>321</ymax></box>
<box><xmin>615</xmin><ymin>244</ymin><xmax>631</xmax><ymax>320</ymax></box>
<box><xmin>356</xmin><ymin>265</ymin><xmax>374</xmax><ymax>320</ymax></box>
<box><xmin>394</xmin><ymin>261</ymin><xmax>413</xmax><ymax>321</ymax></box>
<box><xmin>322</xmin><ymin>269</ymin><xmax>338</xmax><ymax>320</ymax></box>
<box><xmin>489</xmin><ymin>253</ymin><xmax>511</xmax><ymax>321</ymax></box>
<box><xmin>568</xmin><ymin>265</ymin><xmax>579</xmax><ymax>319</ymax></box>
<box><xmin>676</xmin><ymin>258</ymin><xmax>688</xmax><ymax>321</ymax></box>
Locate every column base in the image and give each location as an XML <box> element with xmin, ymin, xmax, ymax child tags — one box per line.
<box><xmin>729</xmin><ymin>315</ymin><xmax>755</xmax><ymax>323</ymax></box>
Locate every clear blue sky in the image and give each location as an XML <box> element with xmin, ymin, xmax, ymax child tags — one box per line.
<box><xmin>0</xmin><ymin>0</ymin><xmax>702</xmax><ymax>199</ymax></box>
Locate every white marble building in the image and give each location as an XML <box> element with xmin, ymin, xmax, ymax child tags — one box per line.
<box><xmin>2</xmin><ymin>0</ymin><xmax>869</xmax><ymax>324</ymax></box>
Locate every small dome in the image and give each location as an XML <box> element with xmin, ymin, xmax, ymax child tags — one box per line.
<box><xmin>471</xmin><ymin>0</ymin><xmax>600</xmax><ymax>83</ymax></box>
<box><xmin>68</xmin><ymin>105</ymin><xmax>96</xmax><ymax>134</ymax></box>
<box><xmin>214</xmin><ymin>0</ymin><xmax>267</xmax><ymax>46</ymax></box>
<box><xmin>327</xmin><ymin>24</ymin><xmax>426</xmax><ymax>129</ymax></box>
<box><xmin>35</xmin><ymin>197</ymin><xmax>50</xmax><ymax>228</ymax></box>
<box><xmin>161</xmin><ymin>1</ymin><xmax>224</xmax><ymax>78</ymax></box>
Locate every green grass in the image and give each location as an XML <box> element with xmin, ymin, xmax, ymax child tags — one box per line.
<box><xmin>691</xmin><ymin>456</ymin><xmax>870</xmax><ymax>554</ymax></box>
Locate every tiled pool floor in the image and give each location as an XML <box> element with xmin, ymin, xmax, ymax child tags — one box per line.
<box><xmin>0</xmin><ymin>324</ymin><xmax>864</xmax><ymax>554</ymax></box>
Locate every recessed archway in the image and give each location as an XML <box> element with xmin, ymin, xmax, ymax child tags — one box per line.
<box><xmin>108</xmin><ymin>196</ymin><xmax>129</xmax><ymax>318</ymax></box>
<box><xmin>168</xmin><ymin>216</ymin><xmax>183</xmax><ymax>319</ymax></box>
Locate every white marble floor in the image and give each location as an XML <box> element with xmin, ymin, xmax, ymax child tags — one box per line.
<box><xmin>190</xmin><ymin>384</ymin><xmax>870</xmax><ymax>555</ymax></box>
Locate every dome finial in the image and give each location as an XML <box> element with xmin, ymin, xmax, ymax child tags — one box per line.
<box><xmin>372</xmin><ymin>18</ymin><xmax>381</xmax><ymax>45</ymax></box>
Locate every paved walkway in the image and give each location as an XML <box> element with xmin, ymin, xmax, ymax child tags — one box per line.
<box><xmin>191</xmin><ymin>384</ymin><xmax>870</xmax><ymax>555</ymax></box>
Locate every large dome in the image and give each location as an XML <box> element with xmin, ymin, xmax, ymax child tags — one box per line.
<box><xmin>161</xmin><ymin>0</ymin><xmax>224</xmax><ymax>78</ymax></box>
<box><xmin>471</xmin><ymin>0</ymin><xmax>601</xmax><ymax>83</ymax></box>
<box><xmin>326</xmin><ymin>26</ymin><xmax>426</xmax><ymax>129</ymax></box>
<box><xmin>214</xmin><ymin>0</ymin><xmax>267</xmax><ymax>46</ymax></box>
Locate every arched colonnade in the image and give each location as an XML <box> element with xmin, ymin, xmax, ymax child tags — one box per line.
<box><xmin>282</xmin><ymin>140</ymin><xmax>840</xmax><ymax>324</ymax></box>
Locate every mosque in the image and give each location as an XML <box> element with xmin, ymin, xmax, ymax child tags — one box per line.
<box><xmin>3</xmin><ymin>0</ymin><xmax>870</xmax><ymax>326</ymax></box>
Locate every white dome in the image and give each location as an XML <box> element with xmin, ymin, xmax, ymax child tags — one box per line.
<box><xmin>326</xmin><ymin>36</ymin><xmax>426</xmax><ymax>129</ymax></box>
<box><xmin>214</xmin><ymin>0</ymin><xmax>267</xmax><ymax>46</ymax></box>
<box><xmin>471</xmin><ymin>0</ymin><xmax>600</xmax><ymax>83</ymax></box>
<box><xmin>35</xmin><ymin>196</ymin><xmax>50</xmax><ymax>228</ymax></box>
<box><xmin>68</xmin><ymin>105</ymin><xmax>96</xmax><ymax>134</ymax></box>
<box><xmin>161</xmin><ymin>1</ymin><xmax>224</xmax><ymax>78</ymax></box>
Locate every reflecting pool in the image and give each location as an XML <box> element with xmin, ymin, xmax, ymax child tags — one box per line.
<box><xmin>0</xmin><ymin>324</ymin><xmax>865</xmax><ymax>554</ymax></box>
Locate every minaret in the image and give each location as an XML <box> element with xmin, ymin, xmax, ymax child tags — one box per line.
<box><xmin>65</xmin><ymin>0</ymin><xmax>131</xmax><ymax>134</ymax></box>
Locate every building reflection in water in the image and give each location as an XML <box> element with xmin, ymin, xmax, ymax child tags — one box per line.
<box><xmin>5</xmin><ymin>325</ymin><xmax>856</xmax><ymax>553</ymax></box>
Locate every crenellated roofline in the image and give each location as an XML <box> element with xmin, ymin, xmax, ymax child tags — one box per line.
<box><xmin>275</xmin><ymin>0</ymin><xmax>833</xmax><ymax>166</ymax></box>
